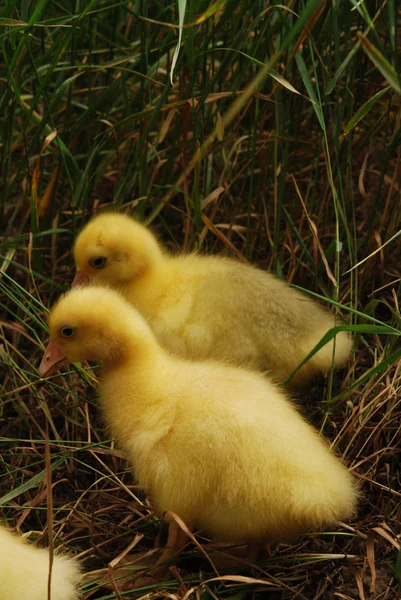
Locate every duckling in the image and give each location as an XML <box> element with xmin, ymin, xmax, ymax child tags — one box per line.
<box><xmin>39</xmin><ymin>286</ymin><xmax>357</xmax><ymax>586</ymax></box>
<box><xmin>72</xmin><ymin>213</ymin><xmax>352</xmax><ymax>389</ymax></box>
<box><xmin>0</xmin><ymin>525</ymin><xmax>80</xmax><ymax>600</ymax></box>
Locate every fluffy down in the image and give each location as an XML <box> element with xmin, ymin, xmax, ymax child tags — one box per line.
<box><xmin>72</xmin><ymin>212</ymin><xmax>352</xmax><ymax>388</ymax></box>
<box><xmin>0</xmin><ymin>525</ymin><xmax>80</xmax><ymax>600</ymax></box>
<box><xmin>40</xmin><ymin>286</ymin><xmax>358</xmax><ymax>544</ymax></box>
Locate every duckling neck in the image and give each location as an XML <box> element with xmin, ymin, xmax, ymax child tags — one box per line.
<box><xmin>101</xmin><ymin>318</ymin><xmax>160</xmax><ymax>371</ymax></box>
<box><xmin>122</xmin><ymin>254</ymin><xmax>175</xmax><ymax>317</ymax></box>
<box><xmin>99</xmin><ymin>344</ymin><xmax>175</xmax><ymax>453</ymax></box>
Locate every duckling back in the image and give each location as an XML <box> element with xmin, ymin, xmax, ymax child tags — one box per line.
<box><xmin>0</xmin><ymin>525</ymin><xmax>80</xmax><ymax>600</ymax></box>
<box><xmin>125</xmin><ymin>254</ymin><xmax>352</xmax><ymax>387</ymax></box>
<box><xmin>191</xmin><ymin>259</ymin><xmax>352</xmax><ymax>387</ymax></box>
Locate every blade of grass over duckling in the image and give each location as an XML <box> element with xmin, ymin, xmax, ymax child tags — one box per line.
<box><xmin>283</xmin><ymin>324</ymin><xmax>401</xmax><ymax>388</ymax></box>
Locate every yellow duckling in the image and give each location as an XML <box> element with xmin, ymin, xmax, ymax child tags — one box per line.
<box><xmin>39</xmin><ymin>286</ymin><xmax>357</xmax><ymax>586</ymax></box>
<box><xmin>0</xmin><ymin>525</ymin><xmax>80</xmax><ymax>600</ymax></box>
<box><xmin>72</xmin><ymin>213</ymin><xmax>352</xmax><ymax>388</ymax></box>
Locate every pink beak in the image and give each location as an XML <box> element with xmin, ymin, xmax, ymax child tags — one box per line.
<box><xmin>72</xmin><ymin>270</ymin><xmax>90</xmax><ymax>288</ymax></box>
<box><xmin>39</xmin><ymin>340</ymin><xmax>68</xmax><ymax>377</ymax></box>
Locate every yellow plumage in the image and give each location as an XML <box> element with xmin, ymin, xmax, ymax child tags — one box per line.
<box><xmin>72</xmin><ymin>213</ymin><xmax>352</xmax><ymax>388</ymax></box>
<box><xmin>0</xmin><ymin>525</ymin><xmax>80</xmax><ymax>600</ymax></box>
<box><xmin>40</xmin><ymin>286</ymin><xmax>357</xmax><ymax>547</ymax></box>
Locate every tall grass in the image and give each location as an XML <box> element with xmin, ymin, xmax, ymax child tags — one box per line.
<box><xmin>1</xmin><ymin>1</ymin><xmax>400</xmax><ymax>598</ymax></box>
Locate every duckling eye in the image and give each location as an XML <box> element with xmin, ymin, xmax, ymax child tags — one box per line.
<box><xmin>89</xmin><ymin>256</ymin><xmax>107</xmax><ymax>269</ymax></box>
<box><xmin>60</xmin><ymin>327</ymin><xmax>75</xmax><ymax>338</ymax></box>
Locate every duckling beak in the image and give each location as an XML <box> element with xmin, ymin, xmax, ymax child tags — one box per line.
<box><xmin>39</xmin><ymin>340</ymin><xmax>67</xmax><ymax>377</ymax></box>
<box><xmin>72</xmin><ymin>270</ymin><xmax>90</xmax><ymax>288</ymax></box>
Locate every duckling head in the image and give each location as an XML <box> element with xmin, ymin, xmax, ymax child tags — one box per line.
<box><xmin>72</xmin><ymin>213</ymin><xmax>163</xmax><ymax>288</ymax></box>
<box><xmin>39</xmin><ymin>286</ymin><xmax>154</xmax><ymax>377</ymax></box>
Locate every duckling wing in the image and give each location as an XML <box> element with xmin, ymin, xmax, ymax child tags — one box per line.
<box><xmin>183</xmin><ymin>259</ymin><xmax>351</xmax><ymax>384</ymax></box>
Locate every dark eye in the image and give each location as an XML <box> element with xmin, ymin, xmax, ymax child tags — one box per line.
<box><xmin>60</xmin><ymin>327</ymin><xmax>75</xmax><ymax>338</ymax></box>
<box><xmin>89</xmin><ymin>256</ymin><xmax>107</xmax><ymax>269</ymax></box>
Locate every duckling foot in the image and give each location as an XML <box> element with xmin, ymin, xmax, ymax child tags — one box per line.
<box><xmin>126</xmin><ymin>567</ymin><xmax>169</xmax><ymax>590</ymax></box>
<box><xmin>123</xmin><ymin>522</ymin><xmax>188</xmax><ymax>591</ymax></box>
<box><xmin>131</xmin><ymin>574</ymin><xmax>162</xmax><ymax>589</ymax></box>
<box><xmin>205</xmin><ymin>541</ymin><xmax>266</xmax><ymax>570</ymax></box>
<box><xmin>92</xmin><ymin>549</ymin><xmax>161</xmax><ymax>591</ymax></box>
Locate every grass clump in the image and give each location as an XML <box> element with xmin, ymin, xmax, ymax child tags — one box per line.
<box><xmin>1</xmin><ymin>1</ymin><xmax>400</xmax><ymax>598</ymax></box>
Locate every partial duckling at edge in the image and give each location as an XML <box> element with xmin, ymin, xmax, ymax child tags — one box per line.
<box><xmin>0</xmin><ymin>524</ymin><xmax>80</xmax><ymax>600</ymax></box>
<box><xmin>72</xmin><ymin>212</ymin><xmax>352</xmax><ymax>389</ymax></box>
<box><xmin>39</xmin><ymin>286</ymin><xmax>358</xmax><ymax>589</ymax></box>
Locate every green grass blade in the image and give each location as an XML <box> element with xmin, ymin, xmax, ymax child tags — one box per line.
<box><xmin>357</xmin><ymin>32</ymin><xmax>401</xmax><ymax>94</ymax></box>
<box><xmin>0</xmin><ymin>456</ymin><xmax>68</xmax><ymax>507</ymax></box>
<box><xmin>343</xmin><ymin>86</ymin><xmax>390</xmax><ymax>136</ymax></box>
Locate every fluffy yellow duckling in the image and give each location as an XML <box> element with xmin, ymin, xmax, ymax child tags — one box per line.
<box><xmin>0</xmin><ymin>525</ymin><xmax>80</xmax><ymax>600</ymax></box>
<box><xmin>39</xmin><ymin>287</ymin><xmax>357</xmax><ymax>585</ymax></box>
<box><xmin>72</xmin><ymin>213</ymin><xmax>352</xmax><ymax>388</ymax></box>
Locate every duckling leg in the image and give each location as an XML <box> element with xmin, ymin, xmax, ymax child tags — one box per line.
<box><xmin>127</xmin><ymin>522</ymin><xmax>188</xmax><ymax>589</ymax></box>
<box><xmin>247</xmin><ymin>541</ymin><xmax>265</xmax><ymax>563</ymax></box>
<box><xmin>206</xmin><ymin>541</ymin><xmax>265</xmax><ymax>570</ymax></box>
